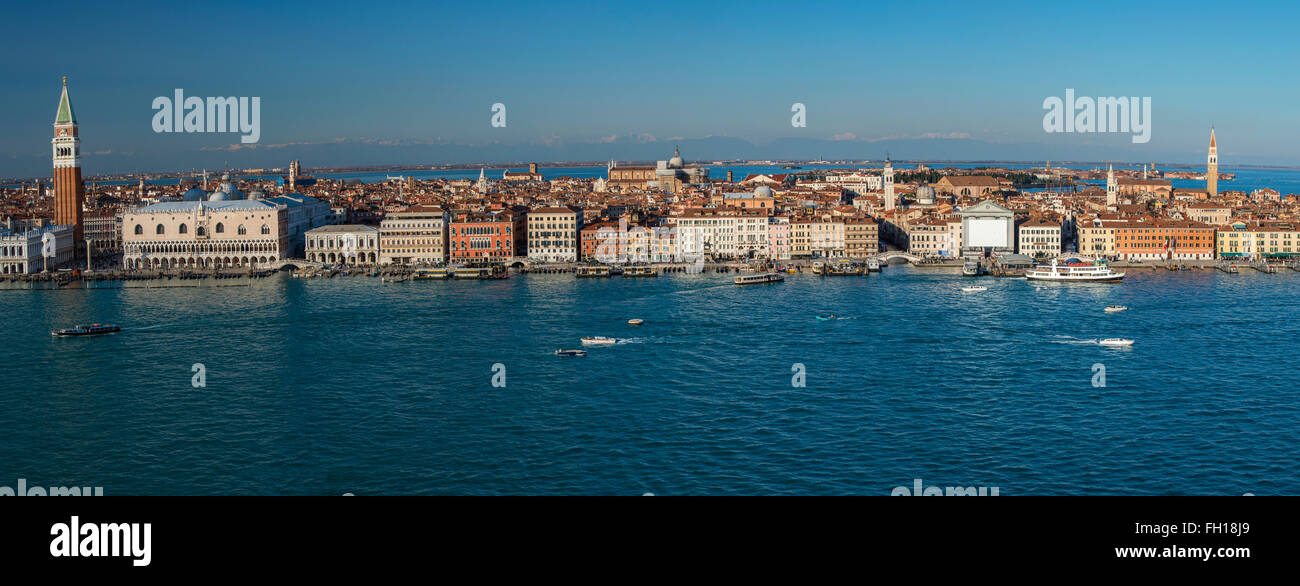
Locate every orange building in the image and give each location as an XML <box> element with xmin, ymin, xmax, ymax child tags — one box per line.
<box><xmin>580</xmin><ymin>221</ymin><xmax>622</xmax><ymax>260</ymax></box>
<box><xmin>1114</xmin><ymin>220</ymin><xmax>1216</xmax><ymax>261</ymax></box>
<box><xmin>448</xmin><ymin>210</ymin><xmax>525</xmax><ymax>262</ymax></box>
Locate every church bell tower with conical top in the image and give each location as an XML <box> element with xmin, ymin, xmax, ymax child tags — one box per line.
<box><xmin>1207</xmin><ymin>127</ymin><xmax>1218</xmax><ymax>198</ymax></box>
<box><xmin>52</xmin><ymin>76</ymin><xmax>85</xmax><ymax>250</ymax></box>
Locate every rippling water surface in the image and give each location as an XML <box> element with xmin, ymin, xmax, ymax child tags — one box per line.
<box><xmin>2</xmin><ymin>267</ymin><xmax>1297</xmax><ymax>495</ymax></box>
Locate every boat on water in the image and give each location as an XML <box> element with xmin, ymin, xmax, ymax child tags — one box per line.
<box><xmin>962</xmin><ymin>261</ymin><xmax>981</xmax><ymax>277</ymax></box>
<box><xmin>961</xmin><ymin>286</ymin><xmax>988</xmax><ymax>292</ymax></box>
<box><xmin>554</xmin><ymin>349</ymin><xmax>587</xmax><ymax>357</ymax></box>
<box><xmin>627</xmin><ymin>319</ymin><xmax>644</xmax><ymax>326</ymax></box>
<box><xmin>1025</xmin><ymin>259</ymin><xmax>1125</xmax><ymax>282</ymax></box>
<box><xmin>52</xmin><ymin>324</ymin><xmax>121</xmax><ymax>337</ymax></box>
<box><xmin>866</xmin><ymin>259</ymin><xmax>882</xmax><ymax>272</ymax></box>
<box><xmin>1099</xmin><ymin>338</ymin><xmax>1135</xmax><ymax>347</ymax></box>
<box><xmin>575</xmin><ymin>266</ymin><xmax>612</xmax><ymax>278</ymax></box>
<box><xmin>1104</xmin><ymin>305</ymin><xmax>1128</xmax><ymax>313</ymax></box>
<box><xmin>454</xmin><ymin>265</ymin><xmax>508</xmax><ymax>279</ymax></box>
<box><xmin>412</xmin><ymin>267</ymin><xmax>451</xmax><ymax>280</ymax></box>
<box><xmin>815</xmin><ymin>315</ymin><xmax>837</xmax><ymax>321</ymax></box>
<box><xmin>622</xmin><ymin>265</ymin><xmax>657</xmax><ymax>277</ymax></box>
<box><xmin>734</xmin><ymin>272</ymin><xmax>785</xmax><ymax>285</ymax></box>
<box><xmin>580</xmin><ymin>336</ymin><xmax>618</xmax><ymax>346</ymax></box>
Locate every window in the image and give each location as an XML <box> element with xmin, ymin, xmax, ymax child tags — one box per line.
<box><xmin>261</xmin><ymin>224</ymin><xmax>270</xmax><ymax>235</ymax></box>
<box><xmin>216</xmin><ymin>223</ymin><xmax>224</xmax><ymax>233</ymax></box>
<box><xmin>238</xmin><ymin>225</ymin><xmax>247</xmax><ymax>235</ymax></box>
<box><xmin>156</xmin><ymin>224</ymin><xmax>165</xmax><ymax>235</ymax></box>
<box><xmin>134</xmin><ymin>225</ymin><xmax>143</xmax><ymax>235</ymax></box>
<box><xmin>197</xmin><ymin>226</ymin><xmax>206</xmax><ymax>236</ymax></box>
<box><xmin>178</xmin><ymin>224</ymin><xmax>188</xmax><ymax>234</ymax></box>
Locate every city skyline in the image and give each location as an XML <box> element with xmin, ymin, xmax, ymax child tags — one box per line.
<box><xmin>5</xmin><ymin>1</ymin><xmax>1300</xmax><ymax>177</ymax></box>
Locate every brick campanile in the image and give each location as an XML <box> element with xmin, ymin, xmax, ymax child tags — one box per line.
<box><xmin>52</xmin><ymin>76</ymin><xmax>85</xmax><ymax>249</ymax></box>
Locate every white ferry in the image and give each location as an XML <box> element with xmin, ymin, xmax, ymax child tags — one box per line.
<box><xmin>1025</xmin><ymin>259</ymin><xmax>1125</xmax><ymax>282</ymax></box>
<box><xmin>734</xmin><ymin>272</ymin><xmax>785</xmax><ymax>285</ymax></box>
<box><xmin>580</xmin><ymin>336</ymin><xmax>617</xmax><ymax>346</ymax></box>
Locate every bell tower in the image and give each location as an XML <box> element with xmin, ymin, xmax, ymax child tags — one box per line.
<box><xmin>52</xmin><ymin>76</ymin><xmax>85</xmax><ymax>249</ymax></box>
<box><xmin>1206</xmin><ymin>127</ymin><xmax>1218</xmax><ymax>198</ymax></box>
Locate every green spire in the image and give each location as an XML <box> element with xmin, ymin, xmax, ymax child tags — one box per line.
<box><xmin>55</xmin><ymin>76</ymin><xmax>76</xmax><ymax>125</ymax></box>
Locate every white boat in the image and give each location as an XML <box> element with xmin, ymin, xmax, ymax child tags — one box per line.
<box><xmin>580</xmin><ymin>336</ymin><xmax>617</xmax><ymax>346</ymax></box>
<box><xmin>734</xmin><ymin>272</ymin><xmax>785</xmax><ymax>285</ymax></box>
<box><xmin>627</xmin><ymin>319</ymin><xmax>644</xmax><ymax>326</ymax></box>
<box><xmin>1098</xmin><ymin>338</ymin><xmax>1134</xmax><ymax>347</ymax></box>
<box><xmin>962</xmin><ymin>261</ymin><xmax>981</xmax><ymax>277</ymax></box>
<box><xmin>554</xmin><ymin>349</ymin><xmax>587</xmax><ymax>357</ymax></box>
<box><xmin>1104</xmin><ymin>305</ymin><xmax>1128</xmax><ymax>313</ymax></box>
<box><xmin>866</xmin><ymin>259</ymin><xmax>882</xmax><ymax>272</ymax></box>
<box><xmin>961</xmin><ymin>286</ymin><xmax>987</xmax><ymax>292</ymax></box>
<box><xmin>1025</xmin><ymin>259</ymin><xmax>1125</xmax><ymax>282</ymax></box>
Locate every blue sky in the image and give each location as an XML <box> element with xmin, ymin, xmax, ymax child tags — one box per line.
<box><xmin>3</xmin><ymin>0</ymin><xmax>1300</xmax><ymax>177</ymax></box>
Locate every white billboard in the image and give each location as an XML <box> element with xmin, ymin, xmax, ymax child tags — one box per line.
<box><xmin>967</xmin><ymin>218</ymin><xmax>1009</xmax><ymax>248</ymax></box>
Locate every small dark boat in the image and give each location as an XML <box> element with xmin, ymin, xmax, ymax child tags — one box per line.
<box><xmin>52</xmin><ymin>324</ymin><xmax>121</xmax><ymax>337</ymax></box>
<box><xmin>554</xmin><ymin>349</ymin><xmax>587</xmax><ymax>357</ymax></box>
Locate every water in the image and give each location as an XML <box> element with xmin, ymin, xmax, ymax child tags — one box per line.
<box><xmin>2</xmin><ymin>268</ymin><xmax>1298</xmax><ymax>495</ymax></box>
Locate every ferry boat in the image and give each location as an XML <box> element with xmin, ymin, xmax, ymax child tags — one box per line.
<box><xmin>554</xmin><ymin>349</ymin><xmax>587</xmax><ymax>357</ymax></box>
<box><xmin>622</xmin><ymin>265</ymin><xmax>657</xmax><ymax>277</ymax></box>
<box><xmin>580</xmin><ymin>336</ymin><xmax>617</xmax><ymax>346</ymax></box>
<box><xmin>575</xmin><ymin>266</ymin><xmax>612</xmax><ymax>278</ymax></box>
<box><xmin>413</xmin><ymin>268</ymin><xmax>451</xmax><ymax>280</ymax></box>
<box><xmin>1024</xmin><ymin>259</ymin><xmax>1125</xmax><ymax>282</ymax></box>
<box><xmin>454</xmin><ymin>265</ymin><xmax>507</xmax><ymax>279</ymax></box>
<box><xmin>1099</xmin><ymin>338</ymin><xmax>1135</xmax><ymax>347</ymax></box>
<box><xmin>52</xmin><ymin>324</ymin><xmax>120</xmax><ymax>337</ymax></box>
<box><xmin>734</xmin><ymin>272</ymin><xmax>785</xmax><ymax>285</ymax></box>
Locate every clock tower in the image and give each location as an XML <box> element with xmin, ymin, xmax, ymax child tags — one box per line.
<box><xmin>52</xmin><ymin>76</ymin><xmax>84</xmax><ymax>249</ymax></box>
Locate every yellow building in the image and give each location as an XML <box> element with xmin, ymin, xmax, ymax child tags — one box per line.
<box><xmin>1077</xmin><ymin>218</ymin><xmax>1117</xmax><ymax>258</ymax></box>
<box><xmin>1217</xmin><ymin>222</ymin><xmax>1300</xmax><ymax>260</ymax></box>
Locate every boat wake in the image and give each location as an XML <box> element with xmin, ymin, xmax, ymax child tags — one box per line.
<box><xmin>1049</xmin><ymin>335</ymin><xmax>1099</xmax><ymax>345</ymax></box>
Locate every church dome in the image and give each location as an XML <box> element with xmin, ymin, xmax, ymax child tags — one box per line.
<box><xmin>667</xmin><ymin>146</ymin><xmax>684</xmax><ymax>169</ymax></box>
<box><xmin>181</xmin><ymin>187</ymin><xmax>207</xmax><ymax>201</ymax></box>
<box><xmin>754</xmin><ymin>185</ymin><xmax>774</xmax><ymax>198</ymax></box>
<box><xmin>208</xmin><ymin>190</ymin><xmax>229</xmax><ymax>201</ymax></box>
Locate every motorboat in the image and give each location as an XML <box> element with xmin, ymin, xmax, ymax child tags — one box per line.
<box><xmin>815</xmin><ymin>315</ymin><xmax>837</xmax><ymax>321</ymax></box>
<box><xmin>580</xmin><ymin>336</ymin><xmax>618</xmax><ymax>346</ymax></box>
<box><xmin>1098</xmin><ymin>338</ymin><xmax>1135</xmax><ymax>347</ymax></box>
<box><xmin>962</xmin><ymin>261</ymin><xmax>981</xmax><ymax>277</ymax></box>
<box><xmin>961</xmin><ymin>286</ymin><xmax>988</xmax><ymax>292</ymax></box>
<box><xmin>554</xmin><ymin>349</ymin><xmax>588</xmax><ymax>357</ymax></box>
<box><xmin>52</xmin><ymin>324</ymin><xmax>121</xmax><ymax>337</ymax></box>
<box><xmin>1104</xmin><ymin>305</ymin><xmax>1128</xmax><ymax>313</ymax></box>
<box><xmin>627</xmin><ymin>319</ymin><xmax>644</xmax><ymax>326</ymax></box>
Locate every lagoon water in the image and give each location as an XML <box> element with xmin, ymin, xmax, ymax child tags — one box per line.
<box><xmin>2</xmin><ymin>267</ymin><xmax>1298</xmax><ymax>495</ymax></box>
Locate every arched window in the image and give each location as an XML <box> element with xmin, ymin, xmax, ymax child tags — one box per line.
<box><xmin>134</xmin><ymin>225</ymin><xmax>143</xmax><ymax>235</ymax></box>
<box><xmin>215</xmin><ymin>223</ymin><xmax>224</xmax><ymax>233</ymax></box>
<box><xmin>261</xmin><ymin>224</ymin><xmax>270</xmax><ymax>235</ymax></box>
<box><xmin>196</xmin><ymin>226</ymin><xmax>206</xmax><ymax>236</ymax></box>
<box><xmin>237</xmin><ymin>225</ymin><xmax>247</xmax><ymax>235</ymax></box>
<box><xmin>156</xmin><ymin>224</ymin><xmax>165</xmax><ymax>235</ymax></box>
<box><xmin>178</xmin><ymin>224</ymin><xmax>188</xmax><ymax>234</ymax></box>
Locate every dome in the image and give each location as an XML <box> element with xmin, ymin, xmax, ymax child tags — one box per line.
<box><xmin>208</xmin><ymin>190</ymin><xmax>229</xmax><ymax>201</ymax></box>
<box><xmin>247</xmin><ymin>189</ymin><xmax>265</xmax><ymax>200</ymax></box>
<box><xmin>181</xmin><ymin>187</ymin><xmax>207</xmax><ymax>201</ymax></box>
<box><xmin>667</xmin><ymin>146</ymin><xmax>684</xmax><ymax>169</ymax></box>
<box><xmin>754</xmin><ymin>185</ymin><xmax>774</xmax><ymax>198</ymax></box>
